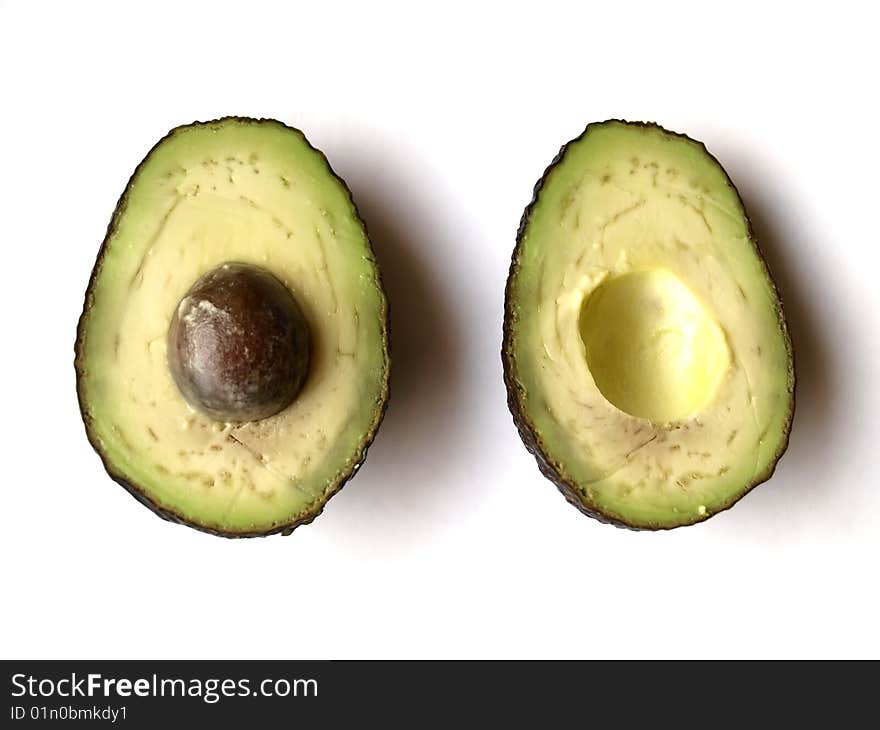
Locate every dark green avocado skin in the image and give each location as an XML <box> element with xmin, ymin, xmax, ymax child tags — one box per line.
<box><xmin>74</xmin><ymin>117</ymin><xmax>391</xmax><ymax>538</ymax></box>
<box><xmin>501</xmin><ymin>120</ymin><xmax>796</xmax><ymax>530</ymax></box>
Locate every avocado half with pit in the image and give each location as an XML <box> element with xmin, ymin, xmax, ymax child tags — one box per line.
<box><xmin>503</xmin><ymin>120</ymin><xmax>794</xmax><ymax>529</ymax></box>
<box><xmin>76</xmin><ymin>118</ymin><xmax>390</xmax><ymax>537</ymax></box>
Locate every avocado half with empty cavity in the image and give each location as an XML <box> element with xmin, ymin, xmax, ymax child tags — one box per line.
<box><xmin>503</xmin><ymin>120</ymin><xmax>794</xmax><ymax>529</ymax></box>
<box><xmin>76</xmin><ymin>118</ymin><xmax>390</xmax><ymax>537</ymax></box>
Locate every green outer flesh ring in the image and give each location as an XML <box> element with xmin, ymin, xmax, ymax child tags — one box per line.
<box><xmin>74</xmin><ymin>117</ymin><xmax>391</xmax><ymax>538</ymax></box>
<box><xmin>501</xmin><ymin>120</ymin><xmax>795</xmax><ymax>530</ymax></box>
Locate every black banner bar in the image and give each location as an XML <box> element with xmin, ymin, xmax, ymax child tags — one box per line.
<box><xmin>3</xmin><ymin>660</ymin><xmax>876</xmax><ymax>726</ymax></box>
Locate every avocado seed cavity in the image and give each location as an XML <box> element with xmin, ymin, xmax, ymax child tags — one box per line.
<box><xmin>168</xmin><ymin>262</ymin><xmax>310</xmax><ymax>422</ymax></box>
<box><xmin>578</xmin><ymin>269</ymin><xmax>730</xmax><ymax>423</ymax></box>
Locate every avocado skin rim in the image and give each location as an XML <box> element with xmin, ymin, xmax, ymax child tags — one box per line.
<box><xmin>74</xmin><ymin>117</ymin><xmax>391</xmax><ymax>538</ymax></box>
<box><xmin>501</xmin><ymin>119</ymin><xmax>796</xmax><ymax>530</ymax></box>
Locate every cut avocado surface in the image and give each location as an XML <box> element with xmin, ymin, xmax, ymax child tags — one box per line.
<box><xmin>503</xmin><ymin>120</ymin><xmax>794</xmax><ymax>529</ymax></box>
<box><xmin>76</xmin><ymin>118</ymin><xmax>390</xmax><ymax>537</ymax></box>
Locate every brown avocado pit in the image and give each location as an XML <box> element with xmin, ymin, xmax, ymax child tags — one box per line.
<box><xmin>167</xmin><ymin>261</ymin><xmax>310</xmax><ymax>423</ymax></box>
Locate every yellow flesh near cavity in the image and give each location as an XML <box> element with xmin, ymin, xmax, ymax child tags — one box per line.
<box><xmin>579</xmin><ymin>269</ymin><xmax>731</xmax><ymax>423</ymax></box>
<box><xmin>78</xmin><ymin>121</ymin><xmax>388</xmax><ymax>533</ymax></box>
<box><xmin>508</xmin><ymin>122</ymin><xmax>793</xmax><ymax>526</ymax></box>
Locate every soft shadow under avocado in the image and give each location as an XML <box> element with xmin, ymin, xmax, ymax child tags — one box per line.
<box><xmin>708</xmin><ymin>160</ymin><xmax>837</xmax><ymax>536</ymax></box>
<box><xmin>319</xmin><ymin>146</ymin><xmax>468</xmax><ymax>546</ymax></box>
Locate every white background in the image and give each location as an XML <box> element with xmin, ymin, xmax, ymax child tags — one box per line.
<box><xmin>1</xmin><ymin>0</ymin><xmax>878</xmax><ymax>659</ymax></box>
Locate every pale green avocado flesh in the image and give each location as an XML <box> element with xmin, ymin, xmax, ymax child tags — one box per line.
<box><xmin>76</xmin><ymin>118</ymin><xmax>389</xmax><ymax>536</ymax></box>
<box><xmin>505</xmin><ymin>121</ymin><xmax>794</xmax><ymax>528</ymax></box>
